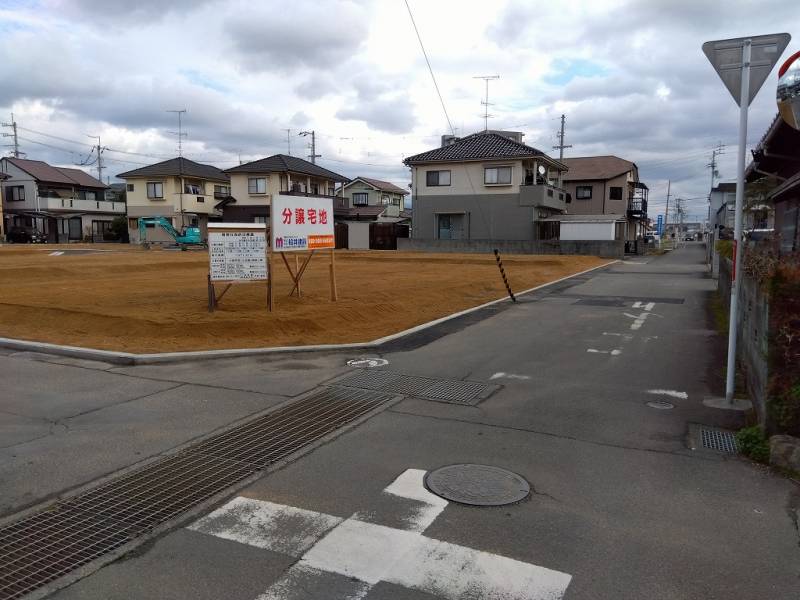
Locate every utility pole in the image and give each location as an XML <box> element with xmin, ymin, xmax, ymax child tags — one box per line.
<box><xmin>663</xmin><ymin>180</ymin><xmax>671</xmax><ymax>243</ymax></box>
<box><xmin>552</xmin><ymin>114</ymin><xmax>572</xmax><ymax>160</ymax></box>
<box><xmin>1</xmin><ymin>113</ymin><xmax>21</xmax><ymax>158</ymax></box>
<box><xmin>284</xmin><ymin>129</ymin><xmax>292</xmax><ymax>155</ymax></box>
<box><xmin>167</xmin><ymin>109</ymin><xmax>188</xmax><ymax>228</ymax></box>
<box><xmin>707</xmin><ymin>142</ymin><xmax>725</xmax><ymax>222</ymax></box>
<box><xmin>299</xmin><ymin>130</ymin><xmax>320</xmax><ymax>164</ymax></box>
<box><xmin>87</xmin><ymin>135</ymin><xmax>105</xmax><ymax>183</ymax></box>
<box><xmin>473</xmin><ymin>75</ymin><xmax>499</xmax><ymax>131</ymax></box>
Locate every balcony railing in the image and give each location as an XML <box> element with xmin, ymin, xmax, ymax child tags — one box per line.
<box><xmin>280</xmin><ymin>189</ymin><xmax>337</xmax><ymax>198</ymax></box>
<box><xmin>38</xmin><ymin>197</ymin><xmax>126</xmax><ymax>213</ymax></box>
<box><xmin>628</xmin><ymin>182</ymin><xmax>649</xmax><ymax>218</ymax></box>
<box><xmin>519</xmin><ymin>183</ymin><xmax>567</xmax><ymax>212</ymax></box>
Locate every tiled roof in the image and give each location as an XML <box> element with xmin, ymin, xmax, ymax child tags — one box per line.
<box><xmin>561</xmin><ymin>156</ymin><xmax>635</xmax><ymax>181</ymax></box>
<box><xmin>347</xmin><ymin>176</ymin><xmax>409</xmax><ymax>194</ymax></box>
<box><xmin>225</xmin><ymin>154</ymin><xmax>349</xmax><ymax>182</ymax></box>
<box><xmin>403</xmin><ymin>132</ymin><xmax>549</xmax><ymax>165</ymax></box>
<box><xmin>333</xmin><ymin>205</ymin><xmax>387</xmax><ymax>219</ymax></box>
<box><xmin>7</xmin><ymin>158</ymin><xmax>107</xmax><ymax>188</ymax></box>
<box><xmin>117</xmin><ymin>157</ymin><xmax>229</xmax><ymax>182</ymax></box>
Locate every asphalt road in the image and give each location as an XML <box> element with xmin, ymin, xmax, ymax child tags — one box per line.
<box><xmin>2</xmin><ymin>243</ymin><xmax>798</xmax><ymax>599</ymax></box>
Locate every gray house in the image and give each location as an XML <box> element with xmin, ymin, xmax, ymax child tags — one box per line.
<box><xmin>403</xmin><ymin>131</ymin><xmax>568</xmax><ymax>241</ymax></box>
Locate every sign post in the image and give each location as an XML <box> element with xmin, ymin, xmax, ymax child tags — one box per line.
<box><xmin>207</xmin><ymin>223</ymin><xmax>269</xmax><ymax>312</ymax></box>
<box><xmin>703</xmin><ymin>33</ymin><xmax>790</xmax><ymax>404</ymax></box>
<box><xmin>271</xmin><ymin>194</ymin><xmax>337</xmax><ymax>301</ymax></box>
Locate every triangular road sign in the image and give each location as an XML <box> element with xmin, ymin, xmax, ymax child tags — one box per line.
<box><xmin>703</xmin><ymin>33</ymin><xmax>791</xmax><ymax>106</ymax></box>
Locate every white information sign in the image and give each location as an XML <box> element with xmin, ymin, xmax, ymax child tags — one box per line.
<box><xmin>208</xmin><ymin>223</ymin><xmax>268</xmax><ymax>282</ymax></box>
<box><xmin>271</xmin><ymin>194</ymin><xmax>335</xmax><ymax>252</ymax></box>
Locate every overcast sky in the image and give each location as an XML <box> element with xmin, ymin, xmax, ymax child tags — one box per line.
<box><xmin>1</xmin><ymin>0</ymin><xmax>797</xmax><ymax>219</ymax></box>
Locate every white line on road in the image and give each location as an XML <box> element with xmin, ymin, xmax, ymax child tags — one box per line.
<box><xmin>490</xmin><ymin>372</ymin><xmax>532</xmax><ymax>381</ymax></box>
<box><xmin>623</xmin><ymin>311</ymin><xmax>662</xmax><ymax>330</ymax></box>
<box><xmin>191</xmin><ymin>469</ymin><xmax>572</xmax><ymax>600</ymax></box>
<box><xmin>647</xmin><ymin>389</ymin><xmax>688</xmax><ymax>400</ymax></box>
<box><xmin>632</xmin><ymin>301</ymin><xmax>655</xmax><ymax>311</ymax></box>
<box><xmin>49</xmin><ymin>251</ymin><xmax>64</xmax><ymax>256</ymax></box>
<box><xmin>587</xmin><ymin>349</ymin><xmax>622</xmax><ymax>355</ymax></box>
<box><xmin>602</xmin><ymin>332</ymin><xmax>634</xmax><ymax>342</ymax></box>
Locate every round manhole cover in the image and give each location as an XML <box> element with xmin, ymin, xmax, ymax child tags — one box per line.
<box><xmin>646</xmin><ymin>400</ymin><xmax>674</xmax><ymax>410</ymax></box>
<box><xmin>424</xmin><ymin>464</ymin><xmax>530</xmax><ymax>506</ymax></box>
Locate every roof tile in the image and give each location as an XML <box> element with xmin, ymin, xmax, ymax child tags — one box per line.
<box><xmin>225</xmin><ymin>154</ymin><xmax>348</xmax><ymax>182</ymax></box>
<box><xmin>403</xmin><ymin>132</ymin><xmax>549</xmax><ymax>165</ymax></box>
<box><xmin>117</xmin><ymin>157</ymin><xmax>229</xmax><ymax>181</ymax></box>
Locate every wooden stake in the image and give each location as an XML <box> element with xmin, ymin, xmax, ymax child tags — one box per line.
<box><xmin>207</xmin><ymin>274</ymin><xmax>215</xmax><ymax>312</ymax></box>
<box><xmin>295</xmin><ymin>253</ymin><xmax>301</xmax><ymax>297</ymax></box>
<box><xmin>288</xmin><ymin>251</ymin><xmax>314</xmax><ymax>297</ymax></box>
<box><xmin>268</xmin><ymin>245</ymin><xmax>274</xmax><ymax>311</ymax></box>
<box><xmin>330</xmin><ymin>247</ymin><xmax>338</xmax><ymax>301</ymax></box>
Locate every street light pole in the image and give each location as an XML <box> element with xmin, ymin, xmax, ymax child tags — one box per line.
<box><xmin>724</xmin><ymin>39</ymin><xmax>751</xmax><ymax>404</ymax></box>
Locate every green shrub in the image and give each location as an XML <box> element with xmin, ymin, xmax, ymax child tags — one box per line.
<box><xmin>736</xmin><ymin>426</ymin><xmax>770</xmax><ymax>463</ymax></box>
<box><xmin>716</xmin><ymin>240</ymin><xmax>733</xmax><ymax>260</ymax></box>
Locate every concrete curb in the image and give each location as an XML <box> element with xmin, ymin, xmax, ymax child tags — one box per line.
<box><xmin>0</xmin><ymin>260</ymin><xmax>616</xmax><ymax>365</ymax></box>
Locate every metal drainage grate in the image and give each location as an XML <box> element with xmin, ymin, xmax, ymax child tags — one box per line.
<box><xmin>0</xmin><ymin>387</ymin><xmax>393</xmax><ymax>600</ymax></box>
<box><xmin>701</xmin><ymin>427</ymin><xmax>739</xmax><ymax>454</ymax></box>
<box><xmin>335</xmin><ymin>370</ymin><xmax>498</xmax><ymax>405</ymax></box>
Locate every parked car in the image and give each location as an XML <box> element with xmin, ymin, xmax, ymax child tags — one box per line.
<box><xmin>7</xmin><ymin>226</ymin><xmax>47</xmax><ymax>243</ymax></box>
<box><xmin>684</xmin><ymin>235</ymin><xmax>695</xmax><ymax>241</ymax></box>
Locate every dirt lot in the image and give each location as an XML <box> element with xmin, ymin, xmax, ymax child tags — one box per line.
<box><xmin>0</xmin><ymin>245</ymin><xmax>610</xmax><ymax>352</ymax></box>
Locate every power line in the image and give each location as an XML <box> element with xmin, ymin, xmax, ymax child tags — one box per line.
<box><xmin>2</xmin><ymin>114</ymin><xmax>23</xmax><ymax>158</ymax></box>
<box><xmin>404</xmin><ymin>0</ymin><xmax>454</xmax><ymax>135</ymax></box>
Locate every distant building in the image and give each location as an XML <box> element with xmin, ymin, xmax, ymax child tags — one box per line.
<box><xmin>220</xmin><ymin>154</ymin><xmax>348</xmax><ymax>224</ymax></box>
<box><xmin>118</xmin><ymin>157</ymin><xmax>230</xmax><ymax>243</ymax></box>
<box><xmin>338</xmin><ymin>177</ymin><xmax>409</xmax><ymax>223</ymax></box>
<box><xmin>1</xmin><ymin>157</ymin><xmax>120</xmax><ymax>242</ymax></box>
<box><xmin>403</xmin><ymin>131</ymin><xmax>568</xmax><ymax>241</ymax></box>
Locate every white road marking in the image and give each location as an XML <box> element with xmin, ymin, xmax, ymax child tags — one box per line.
<box><xmin>303</xmin><ymin>519</ymin><xmax>571</xmax><ymax>599</ymax></box>
<box><xmin>623</xmin><ymin>311</ymin><xmax>662</xmax><ymax>330</ymax></box>
<box><xmin>603</xmin><ymin>332</ymin><xmax>634</xmax><ymax>342</ymax></box>
<box><xmin>644</xmin><ymin>302</ymin><xmax>656</xmax><ymax>312</ymax></box>
<box><xmin>49</xmin><ymin>251</ymin><xmax>64</xmax><ymax>256</ymax></box>
<box><xmin>587</xmin><ymin>348</ymin><xmax>622</xmax><ymax>355</ymax></box>
<box><xmin>382</xmin><ymin>468</ymin><xmax>446</xmax><ymax>531</ymax></box>
<box><xmin>346</xmin><ymin>357</ymin><xmax>388</xmax><ymax>368</ymax></box>
<box><xmin>192</xmin><ymin>469</ymin><xmax>572</xmax><ymax>600</ymax></box>
<box><xmin>188</xmin><ymin>496</ymin><xmax>341</xmax><ymax>555</ymax></box>
<box><xmin>490</xmin><ymin>372</ymin><xmax>532</xmax><ymax>381</ymax></box>
<box><xmin>647</xmin><ymin>389</ymin><xmax>688</xmax><ymax>400</ymax></box>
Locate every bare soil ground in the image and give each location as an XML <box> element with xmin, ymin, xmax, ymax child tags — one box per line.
<box><xmin>0</xmin><ymin>245</ymin><xmax>610</xmax><ymax>352</ymax></box>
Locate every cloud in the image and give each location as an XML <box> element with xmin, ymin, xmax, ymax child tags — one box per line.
<box><xmin>224</xmin><ymin>1</ymin><xmax>367</xmax><ymax>72</ymax></box>
<box><xmin>47</xmin><ymin>0</ymin><xmax>214</xmax><ymax>20</ymax></box>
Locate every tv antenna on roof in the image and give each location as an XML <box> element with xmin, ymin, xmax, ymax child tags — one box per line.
<box><xmin>473</xmin><ymin>75</ymin><xmax>500</xmax><ymax>131</ymax></box>
<box><xmin>166</xmin><ymin>109</ymin><xmax>187</xmax><ymax>157</ymax></box>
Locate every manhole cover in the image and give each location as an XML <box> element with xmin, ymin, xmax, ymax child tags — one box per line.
<box><xmin>424</xmin><ymin>464</ymin><xmax>530</xmax><ymax>506</ymax></box>
<box><xmin>646</xmin><ymin>400</ymin><xmax>674</xmax><ymax>410</ymax></box>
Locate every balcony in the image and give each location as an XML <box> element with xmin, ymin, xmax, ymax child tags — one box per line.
<box><xmin>38</xmin><ymin>197</ymin><xmax>126</xmax><ymax>214</ymax></box>
<box><xmin>627</xmin><ymin>182</ymin><xmax>649</xmax><ymax>219</ymax></box>
<box><xmin>519</xmin><ymin>183</ymin><xmax>567</xmax><ymax>212</ymax></box>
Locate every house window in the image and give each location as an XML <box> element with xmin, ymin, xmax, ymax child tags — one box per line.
<box><xmin>328</xmin><ymin>186</ymin><xmax>335</xmax><ymax>196</ymax></box>
<box><xmin>196</xmin><ymin>196</ymin><xmax>204</xmax><ymax>203</ymax></box>
<box><xmin>9</xmin><ymin>186</ymin><xmax>25</xmax><ymax>201</ymax></box>
<box><xmin>609</xmin><ymin>186</ymin><xmax>623</xmax><ymax>200</ymax></box>
<box><xmin>576</xmin><ymin>185</ymin><xmax>592</xmax><ymax>199</ymax></box>
<box><xmin>484</xmin><ymin>166</ymin><xmax>512</xmax><ymax>185</ymax></box>
<box><xmin>426</xmin><ymin>170</ymin><xmax>451</xmax><ymax>186</ymax></box>
<box><xmin>254</xmin><ymin>216</ymin><xmax>268</xmax><ymax>224</ymax></box>
<box><xmin>85</xmin><ymin>191</ymin><xmax>96</xmax><ymax>201</ymax></box>
<box><xmin>353</xmin><ymin>192</ymin><xmax>369</xmax><ymax>206</ymax></box>
<box><xmin>126</xmin><ymin>184</ymin><xmax>134</xmax><ymax>192</ymax></box>
<box><xmin>184</xmin><ymin>181</ymin><xmax>204</xmax><ymax>195</ymax></box>
<box><xmin>311</xmin><ymin>183</ymin><xmax>319</xmax><ymax>195</ymax></box>
<box><xmin>214</xmin><ymin>184</ymin><xmax>230</xmax><ymax>197</ymax></box>
<box><xmin>248</xmin><ymin>177</ymin><xmax>267</xmax><ymax>194</ymax></box>
<box><xmin>147</xmin><ymin>182</ymin><xmax>164</xmax><ymax>199</ymax></box>
<box><xmin>381</xmin><ymin>195</ymin><xmax>390</xmax><ymax>205</ymax></box>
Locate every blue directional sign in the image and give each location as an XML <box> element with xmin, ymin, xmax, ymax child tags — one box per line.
<box><xmin>657</xmin><ymin>214</ymin><xmax>664</xmax><ymax>235</ymax></box>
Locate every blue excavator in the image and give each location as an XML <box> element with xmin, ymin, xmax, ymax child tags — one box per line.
<box><xmin>137</xmin><ymin>217</ymin><xmax>205</xmax><ymax>250</ymax></box>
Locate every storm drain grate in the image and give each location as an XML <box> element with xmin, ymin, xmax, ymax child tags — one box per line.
<box><xmin>336</xmin><ymin>370</ymin><xmax>498</xmax><ymax>405</ymax></box>
<box><xmin>701</xmin><ymin>427</ymin><xmax>739</xmax><ymax>454</ymax></box>
<box><xmin>0</xmin><ymin>387</ymin><xmax>393</xmax><ymax>600</ymax></box>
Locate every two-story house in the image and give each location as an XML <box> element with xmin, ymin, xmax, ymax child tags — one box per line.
<box><xmin>219</xmin><ymin>154</ymin><xmax>348</xmax><ymax>224</ymax></box>
<box><xmin>561</xmin><ymin>156</ymin><xmax>649</xmax><ymax>250</ymax></box>
<box><xmin>403</xmin><ymin>131</ymin><xmax>568</xmax><ymax>241</ymax></box>
<box><xmin>0</xmin><ymin>157</ymin><xmax>121</xmax><ymax>242</ymax></box>
<box><xmin>339</xmin><ymin>177</ymin><xmax>409</xmax><ymax>221</ymax></box>
<box><xmin>118</xmin><ymin>157</ymin><xmax>230</xmax><ymax>243</ymax></box>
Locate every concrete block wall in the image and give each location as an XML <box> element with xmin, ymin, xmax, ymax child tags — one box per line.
<box><xmin>397</xmin><ymin>238</ymin><xmax>624</xmax><ymax>258</ymax></box>
<box><xmin>719</xmin><ymin>258</ymin><xmax>770</xmax><ymax>426</ymax></box>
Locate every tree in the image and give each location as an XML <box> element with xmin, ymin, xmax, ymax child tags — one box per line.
<box><xmin>109</xmin><ymin>216</ymin><xmax>129</xmax><ymax>243</ymax></box>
